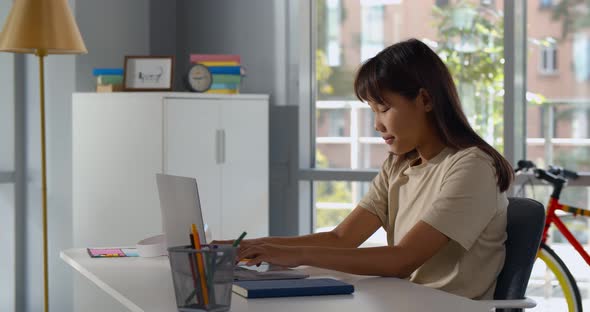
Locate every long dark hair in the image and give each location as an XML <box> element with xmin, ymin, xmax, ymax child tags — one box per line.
<box><xmin>354</xmin><ymin>38</ymin><xmax>513</xmax><ymax>192</ymax></box>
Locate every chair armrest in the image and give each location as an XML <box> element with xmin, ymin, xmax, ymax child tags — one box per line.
<box><xmin>479</xmin><ymin>297</ymin><xmax>537</xmax><ymax>309</ymax></box>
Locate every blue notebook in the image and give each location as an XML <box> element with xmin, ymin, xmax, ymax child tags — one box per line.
<box><xmin>232</xmin><ymin>278</ymin><xmax>354</xmax><ymax>298</ymax></box>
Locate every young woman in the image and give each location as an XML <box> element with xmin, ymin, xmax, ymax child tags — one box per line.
<box><xmin>222</xmin><ymin>38</ymin><xmax>513</xmax><ymax>300</ymax></box>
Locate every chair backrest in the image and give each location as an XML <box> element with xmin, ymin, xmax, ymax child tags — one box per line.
<box><xmin>494</xmin><ymin>197</ymin><xmax>545</xmax><ymax>309</ymax></box>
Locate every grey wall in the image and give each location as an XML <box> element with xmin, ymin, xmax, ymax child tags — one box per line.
<box><xmin>176</xmin><ymin>0</ymin><xmax>287</xmax><ymax>104</ymax></box>
<box><xmin>150</xmin><ymin>0</ymin><xmax>179</xmax><ymax>90</ymax></box>
<box><xmin>75</xmin><ymin>0</ymin><xmax>151</xmax><ymax>92</ymax></box>
<box><xmin>269</xmin><ymin>106</ymin><xmax>299</xmax><ymax>236</ymax></box>
<box><xmin>149</xmin><ymin>0</ymin><xmax>177</xmax><ymax>63</ymax></box>
<box><xmin>173</xmin><ymin>0</ymin><xmax>299</xmax><ymax>237</ymax></box>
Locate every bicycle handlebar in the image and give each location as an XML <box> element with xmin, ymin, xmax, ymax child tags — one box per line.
<box><xmin>548</xmin><ymin>165</ymin><xmax>580</xmax><ymax>180</ymax></box>
<box><xmin>516</xmin><ymin>160</ymin><xmax>536</xmax><ymax>172</ymax></box>
<box><xmin>515</xmin><ymin>160</ymin><xmax>579</xmax><ymax>186</ymax></box>
<box><xmin>532</xmin><ymin>168</ymin><xmax>564</xmax><ymax>185</ymax></box>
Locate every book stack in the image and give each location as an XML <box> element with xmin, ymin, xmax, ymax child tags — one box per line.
<box><xmin>190</xmin><ymin>54</ymin><xmax>242</xmax><ymax>94</ymax></box>
<box><xmin>93</xmin><ymin>68</ymin><xmax>124</xmax><ymax>92</ymax></box>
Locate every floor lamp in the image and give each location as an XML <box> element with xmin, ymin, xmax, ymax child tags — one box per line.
<box><xmin>0</xmin><ymin>0</ymin><xmax>87</xmax><ymax>311</ymax></box>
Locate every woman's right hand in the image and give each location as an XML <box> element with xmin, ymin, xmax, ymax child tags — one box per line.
<box><xmin>210</xmin><ymin>238</ymin><xmax>269</xmax><ymax>264</ymax></box>
<box><xmin>210</xmin><ymin>237</ymin><xmax>266</xmax><ymax>247</ymax></box>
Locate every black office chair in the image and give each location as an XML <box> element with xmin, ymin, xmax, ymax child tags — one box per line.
<box><xmin>482</xmin><ymin>197</ymin><xmax>545</xmax><ymax>312</ymax></box>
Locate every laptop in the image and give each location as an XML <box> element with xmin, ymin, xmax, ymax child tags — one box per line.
<box><xmin>156</xmin><ymin>173</ymin><xmax>206</xmax><ymax>248</ymax></box>
<box><xmin>155</xmin><ymin>173</ymin><xmax>308</xmax><ymax>281</ymax></box>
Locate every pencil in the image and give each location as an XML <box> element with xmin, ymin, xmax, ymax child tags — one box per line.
<box><xmin>191</xmin><ymin>224</ymin><xmax>209</xmax><ymax>305</ymax></box>
<box><xmin>185</xmin><ymin>233</ymin><xmax>201</xmax><ymax>305</ymax></box>
<box><xmin>185</xmin><ymin>255</ymin><xmax>201</xmax><ymax>304</ymax></box>
<box><xmin>232</xmin><ymin>231</ymin><xmax>247</xmax><ymax>247</ymax></box>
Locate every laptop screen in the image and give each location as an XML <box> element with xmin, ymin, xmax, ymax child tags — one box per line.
<box><xmin>156</xmin><ymin>173</ymin><xmax>207</xmax><ymax>248</ymax></box>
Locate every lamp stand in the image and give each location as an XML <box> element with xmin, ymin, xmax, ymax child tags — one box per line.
<box><xmin>35</xmin><ymin>48</ymin><xmax>49</xmax><ymax>312</ymax></box>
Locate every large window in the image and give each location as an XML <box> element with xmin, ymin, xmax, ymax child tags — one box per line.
<box><xmin>313</xmin><ymin>0</ymin><xmax>505</xmax><ymax>233</ymax></box>
<box><xmin>307</xmin><ymin>2</ymin><xmax>590</xmax><ymax>307</ymax></box>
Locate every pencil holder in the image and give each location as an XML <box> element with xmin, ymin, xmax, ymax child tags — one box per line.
<box><xmin>168</xmin><ymin>245</ymin><xmax>236</xmax><ymax>312</ymax></box>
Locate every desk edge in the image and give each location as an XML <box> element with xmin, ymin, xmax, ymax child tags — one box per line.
<box><xmin>60</xmin><ymin>249</ymin><xmax>145</xmax><ymax>312</ymax></box>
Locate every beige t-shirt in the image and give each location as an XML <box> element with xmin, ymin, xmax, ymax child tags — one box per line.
<box><xmin>358</xmin><ymin>146</ymin><xmax>507</xmax><ymax>299</ymax></box>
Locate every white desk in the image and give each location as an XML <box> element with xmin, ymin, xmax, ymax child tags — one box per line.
<box><xmin>61</xmin><ymin>248</ymin><xmax>493</xmax><ymax>312</ymax></box>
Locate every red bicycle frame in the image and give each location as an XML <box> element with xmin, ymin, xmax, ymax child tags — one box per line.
<box><xmin>543</xmin><ymin>197</ymin><xmax>590</xmax><ymax>265</ymax></box>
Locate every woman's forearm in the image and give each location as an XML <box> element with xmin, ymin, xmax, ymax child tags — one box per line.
<box><xmin>300</xmin><ymin>246</ymin><xmax>413</xmax><ymax>278</ymax></box>
<box><xmin>256</xmin><ymin>231</ymin><xmax>354</xmax><ymax>248</ymax></box>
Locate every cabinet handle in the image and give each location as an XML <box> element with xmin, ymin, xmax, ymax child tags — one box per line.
<box><xmin>216</xmin><ymin>129</ymin><xmax>222</xmax><ymax>164</ymax></box>
<box><xmin>220</xmin><ymin>129</ymin><xmax>226</xmax><ymax>164</ymax></box>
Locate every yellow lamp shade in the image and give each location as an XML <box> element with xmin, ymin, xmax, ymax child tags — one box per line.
<box><xmin>0</xmin><ymin>0</ymin><xmax>87</xmax><ymax>54</ymax></box>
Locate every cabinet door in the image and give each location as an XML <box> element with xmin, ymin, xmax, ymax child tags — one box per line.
<box><xmin>163</xmin><ymin>98</ymin><xmax>222</xmax><ymax>240</ymax></box>
<box><xmin>72</xmin><ymin>93</ymin><xmax>163</xmax><ymax>247</ymax></box>
<box><xmin>221</xmin><ymin>100</ymin><xmax>269</xmax><ymax>239</ymax></box>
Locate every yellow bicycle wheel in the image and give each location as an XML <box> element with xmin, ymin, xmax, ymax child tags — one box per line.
<box><xmin>525</xmin><ymin>243</ymin><xmax>583</xmax><ymax>312</ymax></box>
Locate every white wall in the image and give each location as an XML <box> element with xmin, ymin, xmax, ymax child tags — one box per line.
<box><xmin>0</xmin><ymin>3</ymin><xmax>16</xmax><ymax>311</ymax></box>
<box><xmin>21</xmin><ymin>46</ymin><xmax>80</xmax><ymax>312</ymax></box>
<box><xmin>14</xmin><ymin>0</ymin><xmax>151</xmax><ymax>311</ymax></box>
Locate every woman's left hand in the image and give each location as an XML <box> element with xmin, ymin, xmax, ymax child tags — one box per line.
<box><xmin>238</xmin><ymin>244</ymin><xmax>304</xmax><ymax>268</ymax></box>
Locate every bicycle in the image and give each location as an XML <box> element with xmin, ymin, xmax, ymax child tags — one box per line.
<box><xmin>515</xmin><ymin>160</ymin><xmax>585</xmax><ymax>312</ymax></box>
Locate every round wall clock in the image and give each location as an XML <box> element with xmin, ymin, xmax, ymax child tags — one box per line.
<box><xmin>185</xmin><ymin>63</ymin><xmax>212</xmax><ymax>92</ymax></box>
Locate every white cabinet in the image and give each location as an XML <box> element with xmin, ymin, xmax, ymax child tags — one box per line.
<box><xmin>72</xmin><ymin>93</ymin><xmax>164</xmax><ymax>247</ymax></box>
<box><xmin>163</xmin><ymin>97</ymin><xmax>269</xmax><ymax>239</ymax></box>
<box><xmin>72</xmin><ymin>92</ymin><xmax>269</xmax><ymax>250</ymax></box>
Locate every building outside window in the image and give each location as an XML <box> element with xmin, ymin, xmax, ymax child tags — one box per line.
<box><xmin>326</xmin><ymin>0</ymin><xmax>341</xmax><ymax>66</ymax></box>
<box><xmin>360</xmin><ymin>4</ymin><xmax>384</xmax><ymax>62</ymax></box>
<box><xmin>540</xmin><ymin>0</ymin><xmax>553</xmax><ymax>9</ymax></box>
<box><xmin>573</xmin><ymin>33</ymin><xmax>590</xmax><ymax>82</ymax></box>
<box><xmin>539</xmin><ymin>43</ymin><xmax>558</xmax><ymax>74</ymax></box>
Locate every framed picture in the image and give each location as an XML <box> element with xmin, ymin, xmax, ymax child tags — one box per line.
<box><xmin>124</xmin><ymin>56</ymin><xmax>175</xmax><ymax>91</ymax></box>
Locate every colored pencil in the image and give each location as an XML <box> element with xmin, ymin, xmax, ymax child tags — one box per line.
<box><xmin>191</xmin><ymin>224</ymin><xmax>209</xmax><ymax>305</ymax></box>
<box><xmin>233</xmin><ymin>231</ymin><xmax>247</xmax><ymax>247</ymax></box>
